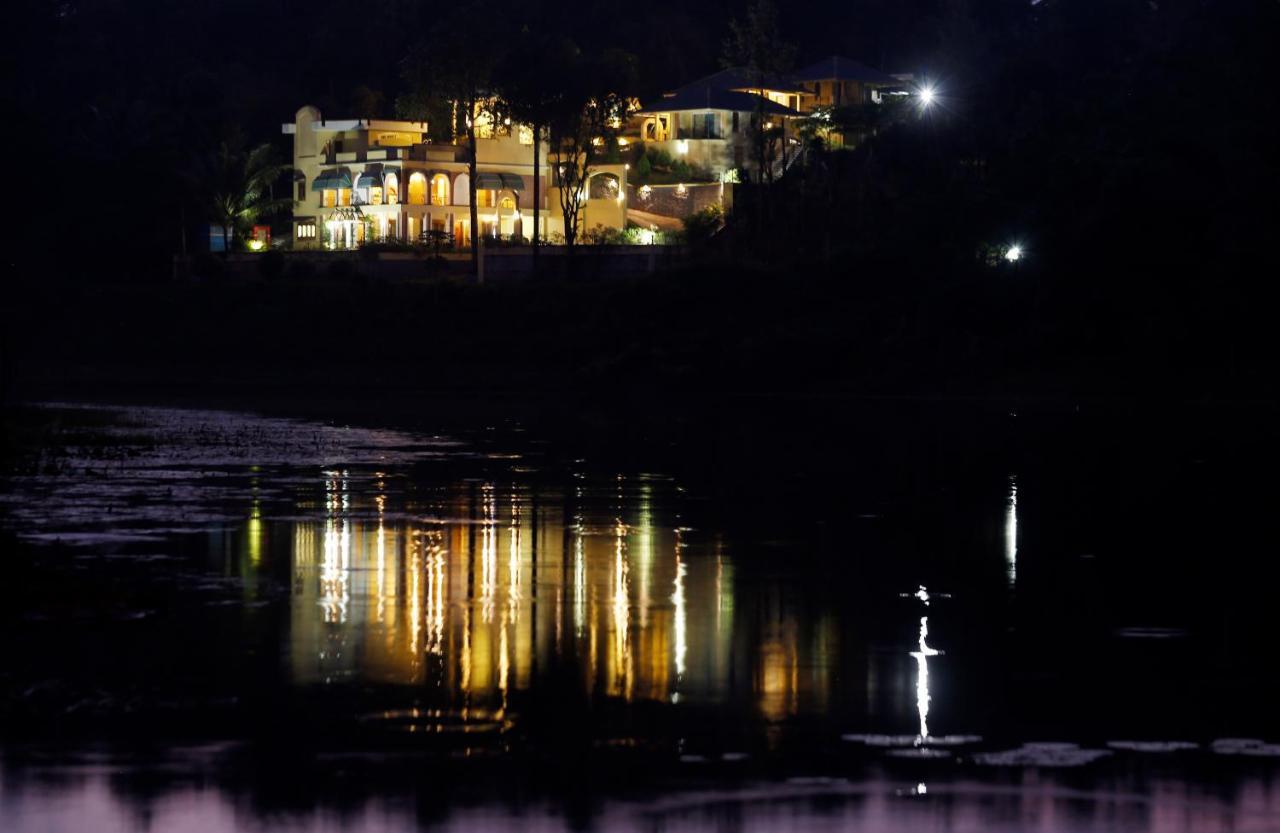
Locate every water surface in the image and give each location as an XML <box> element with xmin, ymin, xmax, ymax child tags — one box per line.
<box><xmin>2</xmin><ymin>400</ymin><xmax>1278</xmax><ymax>831</ymax></box>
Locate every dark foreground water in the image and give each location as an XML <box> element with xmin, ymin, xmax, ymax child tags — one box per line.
<box><xmin>2</xmin><ymin>399</ymin><xmax>1278</xmax><ymax>832</ymax></box>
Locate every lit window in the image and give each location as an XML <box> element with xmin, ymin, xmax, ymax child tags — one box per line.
<box><xmin>369</xmin><ymin>186</ymin><xmax>383</xmax><ymax>205</ymax></box>
<box><xmin>430</xmin><ymin>174</ymin><xmax>449</xmax><ymax>206</ymax></box>
<box><xmin>384</xmin><ymin>174</ymin><xmax>399</xmax><ymax>204</ymax></box>
<box><xmin>408</xmin><ymin>172</ymin><xmax>427</xmax><ymax>205</ymax></box>
<box><xmin>476</xmin><ymin>189</ymin><xmax>495</xmax><ymax>208</ymax></box>
<box><xmin>500</xmin><ymin>196</ymin><xmax>515</xmax><ymax>210</ymax></box>
<box><xmin>518</xmin><ymin>125</ymin><xmax>534</xmax><ymax>145</ymax></box>
<box><xmin>322</xmin><ymin>189</ymin><xmax>336</xmax><ymax>207</ymax></box>
<box><xmin>296</xmin><ymin>223</ymin><xmax>317</xmax><ymax>239</ymax></box>
<box><xmin>338</xmin><ymin>188</ymin><xmax>351</xmax><ymax>206</ymax></box>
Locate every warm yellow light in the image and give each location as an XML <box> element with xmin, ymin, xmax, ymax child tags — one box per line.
<box><xmin>617</xmin><ymin>138</ymin><xmax>629</xmax><ymax>147</ymax></box>
<box><xmin>247</xmin><ymin>239</ymin><xmax>265</xmax><ymax>252</ymax></box>
<box><xmin>675</xmin><ymin>140</ymin><xmax>689</xmax><ymax>155</ymax></box>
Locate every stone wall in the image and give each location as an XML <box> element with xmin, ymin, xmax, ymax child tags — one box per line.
<box><xmin>627</xmin><ymin>183</ymin><xmax>726</xmax><ymax>219</ymax></box>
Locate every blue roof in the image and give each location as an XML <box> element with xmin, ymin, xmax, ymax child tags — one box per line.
<box><xmin>670</xmin><ymin>67</ymin><xmax>809</xmax><ymax>96</ymax></box>
<box><xmin>793</xmin><ymin>56</ymin><xmax>901</xmax><ymax>86</ymax></box>
<box><xmin>638</xmin><ymin>85</ymin><xmax>800</xmax><ymax>116</ymax></box>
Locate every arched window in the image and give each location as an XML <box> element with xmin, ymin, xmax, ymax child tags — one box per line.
<box><xmin>589</xmin><ymin>173</ymin><xmax>621</xmax><ymax>200</ymax></box>
<box><xmin>453</xmin><ymin>173</ymin><xmax>471</xmax><ymax>207</ymax></box>
<box><xmin>430</xmin><ymin>174</ymin><xmax>449</xmax><ymax>206</ymax></box>
<box><xmin>384</xmin><ymin>173</ymin><xmax>399</xmax><ymax>204</ymax></box>
<box><xmin>408</xmin><ymin>172</ymin><xmax>428</xmax><ymax>205</ymax></box>
<box><xmin>500</xmin><ymin>195</ymin><xmax>515</xmax><ymax>210</ymax></box>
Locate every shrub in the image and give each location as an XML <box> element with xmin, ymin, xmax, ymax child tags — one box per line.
<box><xmin>583</xmin><ymin>225</ymin><xmax>628</xmax><ymax>246</ymax></box>
<box><xmin>683</xmin><ymin>204</ymin><xmax>723</xmax><ymax>248</ymax></box>
<box><xmin>634</xmin><ymin>153</ymin><xmax>652</xmax><ymax>179</ymax></box>
<box><xmin>647</xmin><ymin>148</ymin><xmax>674</xmax><ymax>170</ymax></box>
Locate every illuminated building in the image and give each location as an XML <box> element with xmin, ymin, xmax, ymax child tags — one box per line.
<box><xmin>283</xmin><ymin>105</ymin><xmax>628</xmax><ymax>251</ymax></box>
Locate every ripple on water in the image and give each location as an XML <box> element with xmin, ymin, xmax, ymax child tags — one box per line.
<box><xmin>1106</xmin><ymin>741</ymin><xmax>1199</xmax><ymax>753</ymax></box>
<box><xmin>1211</xmin><ymin>738</ymin><xmax>1280</xmax><ymax>757</ymax></box>
<box><xmin>973</xmin><ymin>743</ymin><xmax>1113</xmax><ymax>768</ymax></box>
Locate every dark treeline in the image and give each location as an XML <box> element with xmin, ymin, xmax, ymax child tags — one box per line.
<box><xmin>5</xmin><ymin>0</ymin><xmax>1279</xmax><ymax>398</ymax></box>
<box><xmin>8</xmin><ymin>0</ymin><xmax>1144</xmax><ymax>272</ymax></box>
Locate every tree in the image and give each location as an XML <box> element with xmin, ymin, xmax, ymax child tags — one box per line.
<box><xmin>398</xmin><ymin>6</ymin><xmax>499</xmax><ymax>276</ymax></box>
<box><xmin>198</xmin><ymin>138</ymin><xmax>290</xmax><ymax>257</ymax></box>
<box><xmin>723</xmin><ymin>0</ymin><xmax>794</xmax><ymax>187</ymax></box>
<box><xmin>495</xmin><ymin>31</ymin><xmax>572</xmax><ymax>276</ymax></box>
<box><xmin>547</xmin><ymin>48</ymin><xmax>637</xmax><ymax>259</ymax></box>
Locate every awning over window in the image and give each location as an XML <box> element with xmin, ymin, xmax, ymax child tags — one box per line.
<box><xmin>354</xmin><ymin>172</ymin><xmax>380</xmax><ymax>189</ymax></box>
<box><xmin>311</xmin><ymin>170</ymin><xmax>352</xmax><ymax>190</ymax></box>
<box><xmin>475</xmin><ymin>172</ymin><xmax>504</xmax><ymax>190</ymax></box>
<box><xmin>499</xmin><ymin>173</ymin><xmax>525</xmax><ymax>191</ymax></box>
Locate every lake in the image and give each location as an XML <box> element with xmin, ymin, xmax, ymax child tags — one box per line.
<box><xmin>2</xmin><ymin>398</ymin><xmax>1278</xmax><ymax>832</ymax></box>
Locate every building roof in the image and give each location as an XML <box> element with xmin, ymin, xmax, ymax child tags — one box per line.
<box><xmin>671</xmin><ymin>67</ymin><xmax>810</xmax><ymax>96</ymax></box>
<box><xmin>637</xmin><ymin>85</ymin><xmax>800</xmax><ymax>116</ymax></box>
<box><xmin>793</xmin><ymin>56</ymin><xmax>901</xmax><ymax>86</ymax></box>
<box><xmin>282</xmin><ymin>117</ymin><xmax>429</xmax><ymax>134</ymax></box>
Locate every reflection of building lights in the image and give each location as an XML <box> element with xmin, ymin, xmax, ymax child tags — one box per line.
<box><xmin>573</xmin><ymin>532</ymin><xmax>586</xmax><ymax>634</ymax></box>
<box><xmin>672</xmin><ymin>550</ymin><xmax>687</xmax><ymax>687</ymax></box>
<box><xmin>612</xmin><ymin>520</ymin><xmax>631</xmax><ymax>699</ymax></box>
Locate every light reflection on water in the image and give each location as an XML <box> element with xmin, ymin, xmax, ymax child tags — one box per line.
<box><xmin>287</xmin><ymin>472</ymin><xmax>763</xmax><ymax>714</ymax></box>
<box><xmin>1006</xmin><ymin>475</ymin><xmax>1019</xmax><ymax>587</ymax></box>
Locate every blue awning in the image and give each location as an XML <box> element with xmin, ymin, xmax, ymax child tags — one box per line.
<box><xmin>499</xmin><ymin>173</ymin><xmax>525</xmax><ymax>191</ymax></box>
<box><xmin>311</xmin><ymin>170</ymin><xmax>352</xmax><ymax>191</ymax></box>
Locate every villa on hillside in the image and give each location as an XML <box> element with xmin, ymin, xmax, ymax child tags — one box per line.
<box><xmin>633</xmin><ymin>68</ymin><xmax>810</xmax><ymax>181</ymax></box>
<box><xmin>629</xmin><ymin>56</ymin><xmax>907</xmax><ymax>181</ymax></box>
<box><xmin>284</xmin><ymin>105</ymin><xmax>627</xmax><ymax>251</ymax></box>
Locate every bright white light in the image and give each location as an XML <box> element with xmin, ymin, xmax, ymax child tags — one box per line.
<box><xmin>1005</xmin><ymin>244</ymin><xmax>1023</xmax><ymax>262</ymax></box>
<box><xmin>911</xmin><ymin>616</ymin><xmax>941</xmax><ymax>743</ymax></box>
<box><xmin>1005</xmin><ymin>476</ymin><xmax>1018</xmax><ymax>586</ymax></box>
<box><xmin>919</xmin><ymin>85</ymin><xmax>935</xmax><ymax>107</ymax></box>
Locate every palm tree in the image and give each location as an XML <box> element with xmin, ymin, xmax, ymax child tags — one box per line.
<box><xmin>202</xmin><ymin>140</ymin><xmax>290</xmax><ymax>256</ymax></box>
